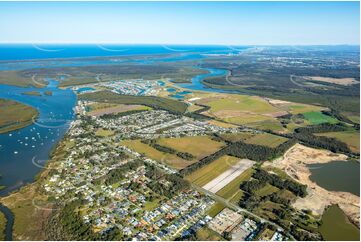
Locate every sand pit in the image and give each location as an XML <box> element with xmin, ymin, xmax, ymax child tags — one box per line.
<box><xmin>263</xmin><ymin>144</ymin><xmax>360</xmax><ymax>227</ymax></box>
<box><xmin>203</xmin><ymin>159</ymin><xmax>255</xmax><ymax>193</ymax></box>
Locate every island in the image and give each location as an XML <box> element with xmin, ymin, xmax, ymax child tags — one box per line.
<box><xmin>0</xmin><ymin>98</ymin><xmax>39</xmax><ymax>133</ymax></box>
<box><xmin>21</xmin><ymin>91</ymin><xmax>42</xmax><ymax>96</ymax></box>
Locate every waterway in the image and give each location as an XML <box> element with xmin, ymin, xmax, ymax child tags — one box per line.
<box><xmin>319</xmin><ymin>205</ymin><xmax>360</xmax><ymax>241</ymax></box>
<box><xmin>0</xmin><ymin>47</ymin><xmax>245</xmax><ymax>239</ymax></box>
<box><xmin>0</xmin><ymin>80</ymin><xmax>76</xmax><ymax>239</ymax></box>
<box><xmin>178</xmin><ymin>68</ymin><xmax>239</xmax><ymax>93</ymax></box>
<box><xmin>307</xmin><ymin>160</ymin><xmax>360</xmax><ymax>196</ymax></box>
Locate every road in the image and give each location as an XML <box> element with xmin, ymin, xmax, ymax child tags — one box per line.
<box><xmin>191</xmin><ymin>184</ymin><xmax>296</xmax><ymax>241</ymax></box>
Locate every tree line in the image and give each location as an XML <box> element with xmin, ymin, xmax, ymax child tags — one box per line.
<box><xmin>142</xmin><ymin>139</ymin><xmax>195</xmax><ymax>161</ymax></box>
<box><xmin>180</xmin><ymin>138</ymin><xmax>296</xmax><ymax>176</ymax></box>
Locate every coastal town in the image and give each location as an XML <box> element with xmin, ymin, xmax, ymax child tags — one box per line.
<box><xmin>38</xmin><ymin>99</ymin><xmax>288</xmax><ymax>241</ymax></box>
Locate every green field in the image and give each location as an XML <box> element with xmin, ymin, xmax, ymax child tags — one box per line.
<box><xmin>95</xmin><ymin>128</ymin><xmax>115</xmax><ymax>137</ymax></box>
<box><xmin>157</xmin><ymin>136</ymin><xmax>225</xmax><ymax>160</ymax></box>
<box><xmin>0</xmin><ymin>99</ymin><xmax>39</xmax><ymax>134</ymax></box>
<box><xmin>316</xmin><ymin>130</ymin><xmax>359</xmax><ymax>153</ymax></box>
<box><xmin>303</xmin><ymin>111</ymin><xmax>338</xmax><ymax>125</ymax></box>
<box><xmin>246</xmin><ymin>119</ymin><xmax>285</xmax><ymax>132</ymax></box>
<box><xmin>206</xmin><ymin>202</ymin><xmax>225</xmax><ymax>217</ymax></box>
<box><xmin>288</xmin><ymin>104</ymin><xmax>322</xmax><ymax>114</ymax></box>
<box><xmin>186</xmin><ymin>155</ymin><xmax>240</xmax><ymax>186</ymax></box>
<box><xmin>220</xmin><ymin>132</ymin><xmax>255</xmax><ymax>142</ymax></box>
<box><xmin>254</xmin><ymin>183</ymin><xmax>279</xmax><ymax>197</ymax></box>
<box><xmin>121</xmin><ymin>140</ymin><xmax>195</xmax><ymax>169</ymax></box>
<box><xmin>244</xmin><ymin>133</ymin><xmax>288</xmax><ymax>148</ymax></box>
<box><xmin>80</xmin><ymin>91</ymin><xmax>188</xmax><ymax>114</ymax></box>
<box><xmin>196</xmin><ymin>226</ymin><xmax>225</xmax><ymax>241</ymax></box>
<box><xmin>216</xmin><ymin>168</ymin><xmax>254</xmax><ymax>199</ymax></box>
<box><xmin>206</xmin><ymin>94</ymin><xmax>279</xmax><ymax>114</ymax></box>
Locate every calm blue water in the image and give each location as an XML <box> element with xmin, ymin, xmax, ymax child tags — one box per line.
<box><xmin>169</xmin><ymin>91</ymin><xmax>193</xmax><ymax>99</ymax></box>
<box><xmin>0</xmin><ymin>47</ymin><xmax>246</xmax><ymax>195</ymax></box>
<box><xmin>0</xmin><ymin>44</ymin><xmax>247</xmax><ymax>61</ymax></box>
<box><xmin>77</xmin><ymin>87</ymin><xmax>95</xmax><ymax>94</ymax></box>
<box><xmin>178</xmin><ymin>68</ymin><xmax>239</xmax><ymax>93</ymax></box>
<box><xmin>0</xmin><ymin>80</ymin><xmax>76</xmax><ymax>196</ymax></box>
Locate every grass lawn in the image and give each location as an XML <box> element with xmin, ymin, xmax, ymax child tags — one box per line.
<box><xmin>244</xmin><ymin>133</ymin><xmax>288</xmax><ymax>148</ymax></box>
<box><xmin>0</xmin><ymin>211</ymin><xmax>6</xmax><ymax>240</ymax></box>
<box><xmin>220</xmin><ymin>132</ymin><xmax>255</xmax><ymax>142</ymax></box>
<box><xmin>224</xmin><ymin>114</ymin><xmax>274</xmax><ymax>125</ymax></box>
<box><xmin>144</xmin><ymin>198</ymin><xmax>162</xmax><ymax>211</ymax></box>
<box><xmin>157</xmin><ymin>136</ymin><xmax>225</xmax><ymax>160</ymax></box>
<box><xmin>254</xmin><ymin>183</ymin><xmax>279</xmax><ymax>197</ymax></box>
<box><xmin>229</xmin><ymin>190</ymin><xmax>245</xmax><ymax>204</ymax></box>
<box><xmin>0</xmin><ymin>98</ymin><xmax>39</xmax><ymax>134</ymax></box>
<box><xmin>207</xmin><ymin>94</ymin><xmax>279</xmax><ymax>114</ymax></box>
<box><xmin>245</xmin><ymin>119</ymin><xmax>285</xmax><ymax>132</ymax></box>
<box><xmin>288</xmin><ymin>104</ymin><xmax>322</xmax><ymax>114</ymax></box>
<box><xmin>186</xmin><ymin>155</ymin><xmax>241</xmax><ymax>186</ymax></box>
<box><xmin>196</xmin><ymin>226</ymin><xmax>224</xmax><ymax>240</ymax></box>
<box><xmin>87</xmin><ymin>102</ymin><xmax>150</xmax><ymax>116</ymax></box>
<box><xmin>121</xmin><ymin>139</ymin><xmax>195</xmax><ymax>169</ymax></box>
<box><xmin>95</xmin><ymin>128</ymin><xmax>115</xmax><ymax>137</ymax></box>
<box><xmin>216</xmin><ymin>168</ymin><xmax>254</xmax><ymax>199</ymax></box>
<box><xmin>206</xmin><ymin>202</ymin><xmax>225</xmax><ymax>217</ymax></box>
<box><xmin>303</xmin><ymin>111</ymin><xmax>338</xmax><ymax>125</ymax></box>
<box><xmin>316</xmin><ymin>130</ymin><xmax>360</xmax><ymax>153</ymax></box>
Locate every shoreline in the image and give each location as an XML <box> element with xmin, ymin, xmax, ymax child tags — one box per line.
<box><xmin>263</xmin><ymin>143</ymin><xmax>360</xmax><ymax>227</ymax></box>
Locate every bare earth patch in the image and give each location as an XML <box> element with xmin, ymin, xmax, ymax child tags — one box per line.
<box><xmin>305</xmin><ymin>76</ymin><xmax>359</xmax><ymax>86</ymax></box>
<box><xmin>263</xmin><ymin>143</ymin><xmax>360</xmax><ymax>227</ymax></box>
<box><xmin>203</xmin><ymin>159</ymin><xmax>255</xmax><ymax>193</ymax></box>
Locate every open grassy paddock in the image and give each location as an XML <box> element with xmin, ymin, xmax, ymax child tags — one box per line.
<box><xmin>220</xmin><ymin>132</ymin><xmax>255</xmax><ymax>142</ymax></box>
<box><xmin>156</xmin><ymin>135</ymin><xmax>225</xmax><ymax>160</ymax></box>
<box><xmin>303</xmin><ymin>111</ymin><xmax>338</xmax><ymax>125</ymax></box>
<box><xmin>215</xmin><ymin>168</ymin><xmax>254</xmax><ymax>200</ymax></box>
<box><xmin>95</xmin><ymin>128</ymin><xmax>115</xmax><ymax>137</ymax></box>
<box><xmin>206</xmin><ymin>202</ymin><xmax>225</xmax><ymax>218</ymax></box>
<box><xmin>244</xmin><ymin>133</ymin><xmax>289</xmax><ymax>148</ymax></box>
<box><xmin>87</xmin><ymin>102</ymin><xmax>150</xmax><ymax>116</ymax></box>
<box><xmin>316</xmin><ymin>130</ymin><xmax>360</xmax><ymax>153</ymax></box>
<box><xmin>186</xmin><ymin>155</ymin><xmax>241</xmax><ymax>186</ymax></box>
<box><xmin>121</xmin><ymin>139</ymin><xmax>195</xmax><ymax>169</ymax></box>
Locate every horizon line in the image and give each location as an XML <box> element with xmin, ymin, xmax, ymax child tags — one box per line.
<box><xmin>0</xmin><ymin>43</ymin><xmax>359</xmax><ymax>46</ymax></box>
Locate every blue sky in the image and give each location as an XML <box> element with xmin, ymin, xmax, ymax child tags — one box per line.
<box><xmin>0</xmin><ymin>1</ymin><xmax>359</xmax><ymax>45</ymax></box>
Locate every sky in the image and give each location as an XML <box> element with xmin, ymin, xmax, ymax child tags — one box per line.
<box><xmin>0</xmin><ymin>1</ymin><xmax>359</xmax><ymax>45</ymax></box>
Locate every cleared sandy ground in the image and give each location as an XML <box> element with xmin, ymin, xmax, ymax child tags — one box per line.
<box><xmin>203</xmin><ymin>159</ymin><xmax>255</xmax><ymax>193</ymax></box>
<box><xmin>305</xmin><ymin>76</ymin><xmax>359</xmax><ymax>86</ymax></box>
<box><xmin>263</xmin><ymin>143</ymin><xmax>360</xmax><ymax>227</ymax></box>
